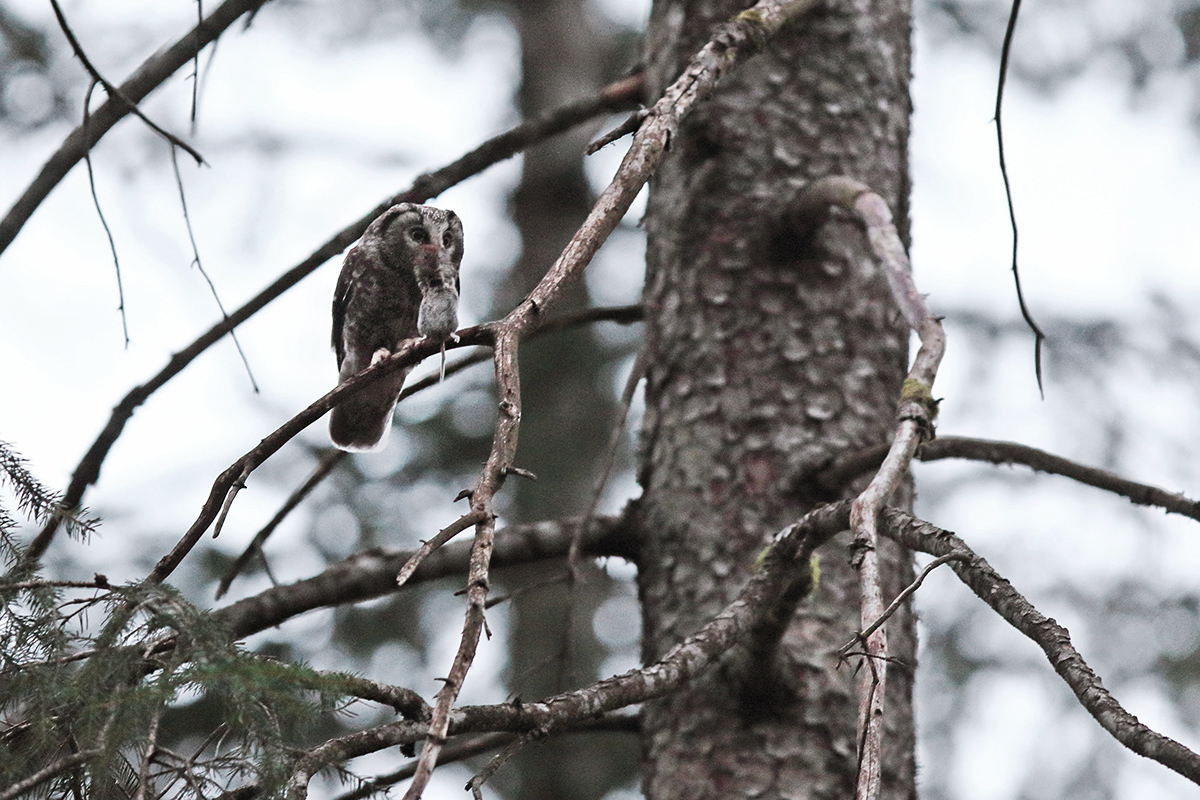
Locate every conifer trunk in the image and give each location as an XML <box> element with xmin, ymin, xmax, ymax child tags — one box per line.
<box><xmin>635</xmin><ymin>1</ymin><xmax>918</xmax><ymax>796</ymax></box>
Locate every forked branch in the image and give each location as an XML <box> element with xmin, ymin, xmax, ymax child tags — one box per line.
<box><xmin>794</xmin><ymin>175</ymin><xmax>946</xmax><ymax>800</ymax></box>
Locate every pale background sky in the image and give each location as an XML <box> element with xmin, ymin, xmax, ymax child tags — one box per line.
<box><xmin>2</xmin><ymin>0</ymin><xmax>1199</xmax><ymax>797</ymax></box>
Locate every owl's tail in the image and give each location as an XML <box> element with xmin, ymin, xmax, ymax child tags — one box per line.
<box><xmin>329</xmin><ymin>371</ymin><xmax>408</xmax><ymax>452</ymax></box>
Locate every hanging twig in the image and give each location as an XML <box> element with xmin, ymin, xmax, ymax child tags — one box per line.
<box><xmin>81</xmin><ymin>82</ymin><xmax>128</xmax><ymax>348</ymax></box>
<box><xmin>49</xmin><ymin>0</ymin><xmax>205</xmax><ymax>165</ymax></box>
<box><xmin>1</xmin><ymin>0</ymin><xmax>267</xmax><ymax>255</ymax></box>
<box><xmin>170</xmin><ymin>148</ymin><xmax>259</xmax><ymax>392</ymax></box>
<box><xmin>994</xmin><ymin>0</ymin><xmax>1047</xmax><ymax>395</ymax></box>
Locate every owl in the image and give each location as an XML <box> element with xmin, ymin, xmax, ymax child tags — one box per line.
<box><xmin>329</xmin><ymin>203</ymin><xmax>463</xmax><ymax>451</ymax></box>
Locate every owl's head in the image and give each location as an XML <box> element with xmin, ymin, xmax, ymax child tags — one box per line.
<box><xmin>365</xmin><ymin>203</ymin><xmax>464</xmax><ymax>284</ymax></box>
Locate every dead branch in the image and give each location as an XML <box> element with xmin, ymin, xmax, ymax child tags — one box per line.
<box><xmin>0</xmin><ymin>0</ymin><xmax>266</xmax><ymax>256</ymax></box>
<box><xmin>397</xmin><ymin>3</ymin><xmax>821</xmax><ymax>796</ymax></box>
<box><xmin>27</xmin><ymin>76</ymin><xmax>643</xmax><ymax>560</ymax></box>
<box><xmin>819</xmin><ymin>434</ymin><xmax>1200</xmax><ymax>524</ymax></box>
<box><xmin>153</xmin><ymin>331</ymin><xmax>492</xmax><ymax>586</ymax></box>
<box><xmin>794</xmin><ymin>175</ymin><xmax>946</xmax><ymax>800</ymax></box>
<box><xmin>880</xmin><ymin>508</ymin><xmax>1200</xmax><ymax>785</ymax></box>
<box><xmin>278</xmin><ymin>501</ymin><xmax>850</xmax><ymax>799</ymax></box>
<box><xmin>213</xmin><ymin>515</ymin><xmax>632</xmax><ymax>641</ymax></box>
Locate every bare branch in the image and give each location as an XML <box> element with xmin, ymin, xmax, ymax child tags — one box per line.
<box><xmin>49</xmin><ymin>0</ymin><xmax>205</xmax><ymax>164</ymax></box>
<box><xmin>794</xmin><ymin>175</ymin><xmax>946</xmax><ymax>800</ymax></box>
<box><xmin>215</xmin><ymin>449</ymin><xmax>342</xmax><ymax>599</ymax></box>
<box><xmin>1</xmin><ymin>0</ymin><xmax>265</xmax><ymax>255</ymax></box>
<box><xmin>400</xmin><ymin>3</ymin><xmax>821</xmax><ymax>795</ymax></box>
<box><xmin>154</xmin><ymin>331</ymin><xmax>487</xmax><ymax>585</ymax></box>
<box><xmin>213</xmin><ymin>304</ymin><xmax>642</xmax><ymax>600</ymax></box>
<box><xmin>395</xmin><ymin>511</ymin><xmax>488</xmax><ymax>589</ymax></box>
<box><xmin>279</xmin><ymin>502</ymin><xmax>849</xmax><ymax>799</ymax></box>
<box><xmin>213</xmin><ymin>515</ymin><xmax>633</xmax><ymax>641</ymax></box>
<box><xmin>839</xmin><ymin>553</ymin><xmax>963</xmax><ymax>657</ymax></box>
<box><xmin>170</xmin><ymin>147</ymin><xmax>259</xmax><ymax>392</ymax></box>
<box><xmin>880</xmin><ymin>508</ymin><xmax>1200</xmax><ymax>785</ymax></box>
<box><xmin>466</xmin><ymin>736</ymin><xmax>529</xmax><ymax>800</ymax></box>
<box><xmin>817</xmin><ymin>434</ymin><xmax>1200</xmax><ymax>524</ymax></box>
<box><xmin>27</xmin><ymin>74</ymin><xmax>644</xmax><ymax>560</ymax></box>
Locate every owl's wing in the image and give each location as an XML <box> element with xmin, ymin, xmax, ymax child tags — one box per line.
<box><xmin>331</xmin><ymin>246</ymin><xmax>364</xmax><ymax>366</ymax></box>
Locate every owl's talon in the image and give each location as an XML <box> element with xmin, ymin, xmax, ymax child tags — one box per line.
<box><xmin>450</xmin><ymin>332</ymin><xmax>461</xmax><ymax>344</ymax></box>
<box><xmin>370</xmin><ymin>348</ymin><xmax>391</xmax><ymax>366</ymax></box>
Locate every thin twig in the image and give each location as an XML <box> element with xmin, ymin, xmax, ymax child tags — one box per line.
<box><xmin>82</xmin><ymin>81</ymin><xmax>128</xmax><ymax>348</ymax></box>
<box><xmin>585</xmin><ymin>108</ymin><xmax>649</xmax><ymax>154</ymax></box>
<box><xmin>49</xmin><ymin>0</ymin><xmax>205</xmax><ymax>165</ymax></box>
<box><xmin>466</xmin><ymin>735</ymin><xmax>531</xmax><ymax>800</ymax></box>
<box><xmin>170</xmin><ymin>148</ymin><xmax>260</xmax><ymax>393</ymax></box>
<box><xmin>838</xmin><ymin>553</ymin><xmax>963</xmax><ymax>657</ymax></box>
<box><xmin>331</xmin><ymin>733</ymin><xmax>514</xmax><ymax>800</ymax></box>
<box><xmin>190</xmin><ymin>0</ymin><xmax>203</xmax><ymax>129</ymax></box>
<box><xmin>396</xmin><ymin>511</ymin><xmax>488</xmax><ymax>588</ymax></box>
<box><xmin>215</xmin><ymin>449</ymin><xmax>343</xmax><ymax>598</ymax></box>
<box><xmin>0</xmin><ymin>0</ymin><xmax>269</xmax><ymax>256</ymax></box>
<box><xmin>994</xmin><ymin>0</ymin><xmax>1046</xmax><ymax>396</ymax></box>
<box><xmin>556</xmin><ymin>346</ymin><xmax>646</xmax><ymax>689</ymax></box>
<box><xmin>484</xmin><ymin>571</ymin><xmax>570</xmax><ymax>610</ymax></box>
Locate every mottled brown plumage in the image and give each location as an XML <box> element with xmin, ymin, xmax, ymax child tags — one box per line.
<box><xmin>330</xmin><ymin>203</ymin><xmax>463</xmax><ymax>451</ymax></box>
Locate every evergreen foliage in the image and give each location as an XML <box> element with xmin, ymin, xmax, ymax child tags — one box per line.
<box><xmin>0</xmin><ymin>443</ymin><xmax>363</xmax><ymax>799</ymax></box>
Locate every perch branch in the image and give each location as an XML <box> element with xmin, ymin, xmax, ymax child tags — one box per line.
<box><xmin>399</xmin><ymin>2</ymin><xmax>821</xmax><ymax>796</ymax></box>
<box><xmin>215</xmin><ymin>304</ymin><xmax>642</xmax><ymax>599</ymax></box>
<box><xmin>27</xmin><ymin>76</ymin><xmax>643</xmax><ymax>559</ymax></box>
<box><xmin>154</xmin><ymin>330</ymin><xmax>488</xmax><ymax>585</ymax></box>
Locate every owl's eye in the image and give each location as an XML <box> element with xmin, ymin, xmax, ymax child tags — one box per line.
<box><xmin>409</xmin><ymin>227</ymin><xmax>431</xmax><ymax>244</ymax></box>
<box><xmin>442</xmin><ymin>230</ymin><xmax>454</xmax><ymax>248</ymax></box>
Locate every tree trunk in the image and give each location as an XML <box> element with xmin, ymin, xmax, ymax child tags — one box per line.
<box><xmin>634</xmin><ymin>1</ymin><xmax>917</xmax><ymax>797</ymax></box>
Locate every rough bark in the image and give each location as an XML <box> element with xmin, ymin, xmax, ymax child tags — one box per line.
<box><xmin>634</xmin><ymin>1</ymin><xmax>917</xmax><ymax>798</ymax></box>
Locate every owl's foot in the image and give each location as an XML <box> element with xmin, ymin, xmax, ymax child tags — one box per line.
<box><xmin>370</xmin><ymin>348</ymin><xmax>391</xmax><ymax>366</ymax></box>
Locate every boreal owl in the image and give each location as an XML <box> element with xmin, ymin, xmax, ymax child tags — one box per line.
<box><xmin>329</xmin><ymin>203</ymin><xmax>463</xmax><ymax>451</ymax></box>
